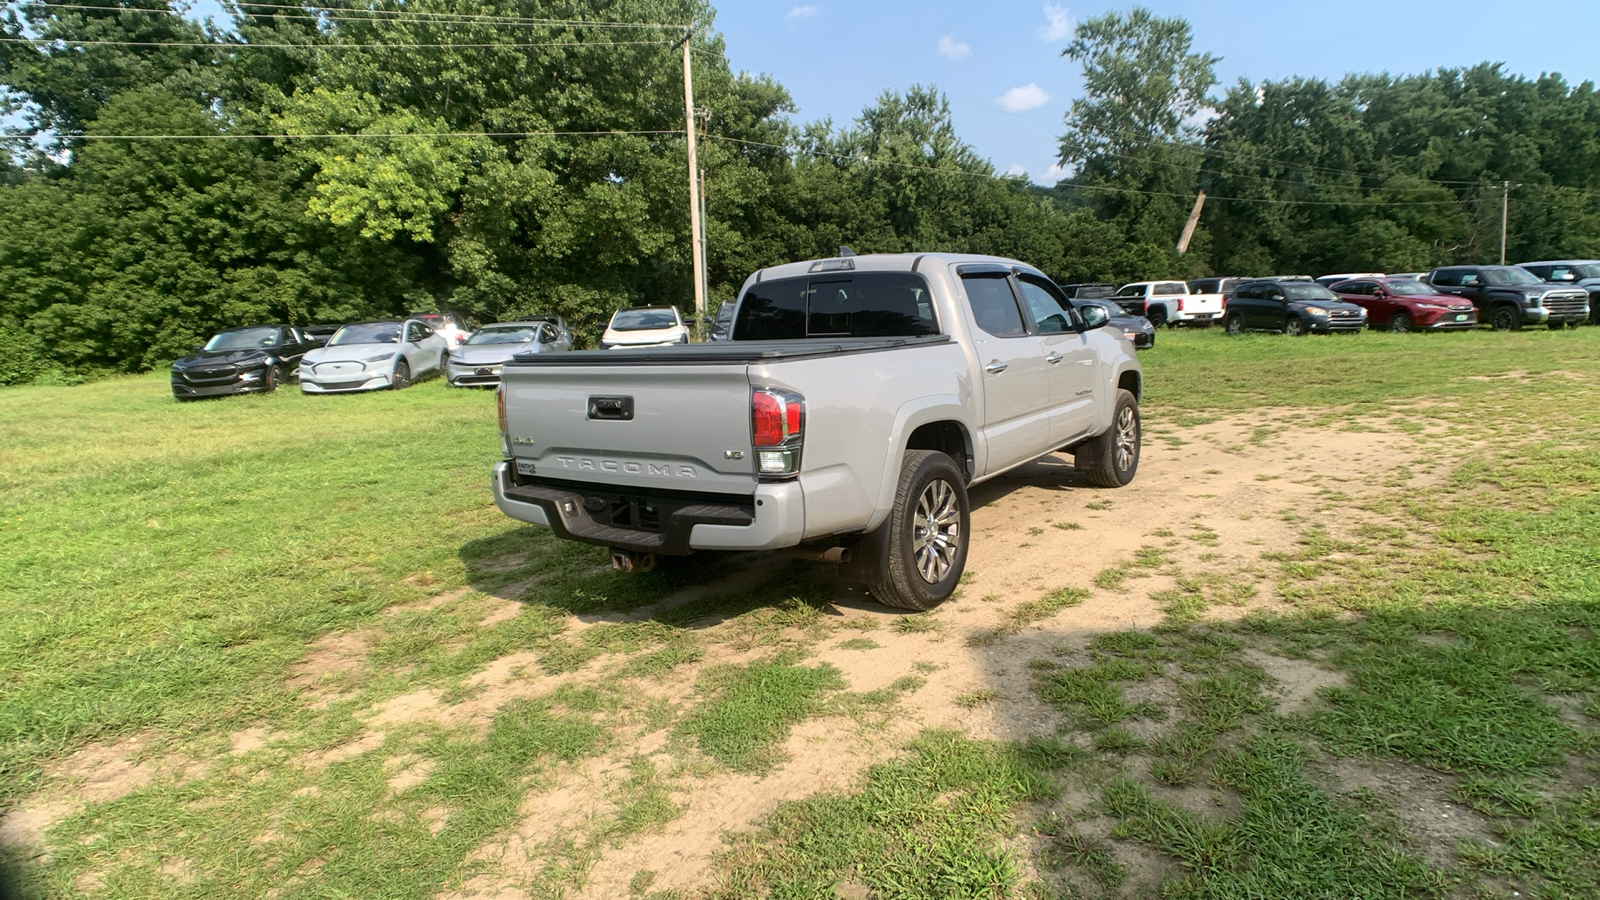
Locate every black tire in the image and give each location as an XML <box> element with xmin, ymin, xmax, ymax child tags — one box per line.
<box><xmin>1074</xmin><ymin>388</ymin><xmax>1141</xmax><ymax>488</ymax></box>
<box><xmin>1224</xmin><ymin>312</ymin><xmax>1245</xmax><ymax>336</ymax></box>
<box><xmin>868</xmin><ymin>450</ymin><xmax>969</xmax><ymax>612</ymax></box>
<box><xmin>392</xmin><ymin>359</ymin><xmax>412</xmax><ymax>390</ymax></box>
<box><xmin>1284</xmin><ymin>316</ymin><xmax>1306</xmax><ymax>337</ymax></box>
<box><xmin>1147</xmin><ymin>306</ymin><xmax>1169</xmax><ymax>329</ymax></box>
<box><xmin>263</xmin><ymin>363</ymin><xmax>283</xmax><ymax>391</ymax></box>
<box><xmin>1490</xmin><ymin>305</ymin><xmax>1521</xmax><ymax>331</ymax></box>
<box><xmin>1388</xmin><ymin>312</ymin><xmax>1413</xmax><ymax>334</ymax></box>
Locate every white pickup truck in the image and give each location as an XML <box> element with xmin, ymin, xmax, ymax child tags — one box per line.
<box><xmin>1113</xmin><ymin>280</ymin><xmax>1225</xmax><ymax>327</ymax></box>
<box><xmin>492</xmin><ymin>253</ymin><xmax>1143</xmax><ymax>610</ymax></box>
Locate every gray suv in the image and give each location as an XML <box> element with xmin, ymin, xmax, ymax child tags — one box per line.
<box><xmin>1424</xmin><ymin>265</ymin><xmax>1589</xmax><ymax>331</ymax></box>
<box><xmin>1516</xmin><ymin>260</ymin><xmax>1600</xmax><ymax>325</ymax></box>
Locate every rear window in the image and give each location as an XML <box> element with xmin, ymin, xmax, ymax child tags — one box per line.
<box><xmin>733</xmin><ymin>273</ymin><xmax>938</xmax><ymax>340</ymax></box>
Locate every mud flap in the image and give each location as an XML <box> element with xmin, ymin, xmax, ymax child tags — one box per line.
<box><xmin>839</xmin><ymin>522</ymin><xmax>891</xmax><ymax>584</ymax></box>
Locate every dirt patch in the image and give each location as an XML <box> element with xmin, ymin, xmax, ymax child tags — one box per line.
<box><xmin>287</xmin><ymin>629</ymin><xmax>374</xmax><ymax>689</ymax></box>
<box><xmin>0</xmin><ymin>733</ymin><xmax>202</xmax><ymax>856</ymax></box>
<box><xmin>1325</xmin><ymin>757</ymin><xmax>1494</xmax><ymax>869</ymax></box>
<box><xmin>1240</xmin><ymin>648</ymin><xmax>1347</xmax><ymax>714</ymax></box>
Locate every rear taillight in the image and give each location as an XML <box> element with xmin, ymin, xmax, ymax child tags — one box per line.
<box><xmin>496</xmin><ymin>384</ymin><xmax>511</xmax><ymax>458</ymax></box>
<box><xmin>751</xmin><ymin>387</ymin><xmax>804</xmax><ymax>477</ymax></box>
<box><xmin>1176</xmin><ymin>296</ymin><xmax>1185</xmax><ymax>312</ymax></box>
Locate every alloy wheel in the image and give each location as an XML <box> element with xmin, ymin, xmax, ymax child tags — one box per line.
<box><xmin>1114</xmin><ymin>405</ymin><xmax>1138</xmax><ymax>472</ymax></box>
<box><xmin>911</xmin><ymin>478</ymin><xmax>962</xmax><ymax>584</ymax></box>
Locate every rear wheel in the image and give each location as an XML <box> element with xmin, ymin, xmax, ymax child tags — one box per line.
<box><xmin>1074</xmin><ymin>389</ymin><xmax>1141</xmax><ymax>488</ymax></box>
<box><xmin>1490</xmin><ymin>305</ymin><xmax>1521</xmax><ymax>331</ymax></box>
<box><xmin>392</xmin><ymin>359</ymin><xmax>412</xmax><ymax>390</ymax></box>
<box><xmin>1388</xmin><ymin>312</ymin><xmax>1413</xmax><ymax>333</ymax></box>
<box><xmin>1147</xmin><ymin>306</ymin><xmax>1168</xmax><ymax>329</ymax></box>
<box><xmin>1224</xmin><ymin>312</ymin><xmax>1245</xmax><ymax>336</ymax></box>
<box><xmin>868</xmin><ymin>450</ymin><xmax>969</xmax><ymax>612</ymax></box>
<box><xmin>1284</xmin><ymin>316</ymin><xmax>1306</xmax><ymax>337</ymax></box>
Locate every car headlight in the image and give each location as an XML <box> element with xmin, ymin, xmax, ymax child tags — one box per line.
<box><xmin>1415</xmin><ymin>303</ymin><xmax>1449</xmax><ymax>310</ymax></box>
<box><xmin>1526</xmin><ymin>294</ymin><xmax>1543</xmax><ymax>307</ymax></box>
<box><xmin>1304</xmin><ymin>307</ymin><xmax>1329</xmax><ymax>316</ymax></box>
<box><xmin>363</xmin><ymin>351</ymin><xmax>398</xmax><ymax>362</ymax></box>
<box><xmin>677</xmin><ymin>333</ymin><xmax>689</xmax><ymax>344</ymax></box>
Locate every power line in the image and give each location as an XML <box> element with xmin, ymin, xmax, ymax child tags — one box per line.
<box><xmin>1</xmin><ymin>36</ymin><xmax>677</xmax><ymax>48</ymax></box>
<box><xmin>703</xmin><ymin>134</ymin><xmax>1490</xmax><ymax>207</ymax></box>
<box><xmin>31</xmin><ymin>2</ymin><xmax>689</xmax><ymax>30</ymax></box>
<box><xmin>58</xmin><ymin>129</ymin><xmax>684</xmax><ymax>140</ymax></box>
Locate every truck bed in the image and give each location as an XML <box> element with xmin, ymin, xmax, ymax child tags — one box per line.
<box><xmin>509</xmin><ymin>335</ymin><xmax>950</xmax><ymax>366</ymax></box>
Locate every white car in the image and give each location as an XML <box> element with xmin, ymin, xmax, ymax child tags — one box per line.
<box><xmin>1314</xmin><ymin>272</ymin><xmax>1385</xmax><ymax>288</ymax></box>
<box><xmin>410</xmin><ymin>312</ymin><xmax>470</xmax><ymax>349</ymax></box>
<box><xmin>300</xmin><ymin>319</ymin><xmax>448</xmax><ymax>393</ymax></box>
<box><xmin>599</xmin><ymin>306</ymin><xmax>689</xmax><ymax>349</ymax></box>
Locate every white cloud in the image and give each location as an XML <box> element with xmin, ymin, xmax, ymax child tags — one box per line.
<box><xmin>1005</xmin><ymin>163</ymin><xmax>1028</xmax><ymax>177</ymax></box>
<box><xmin>996</xmin><ymin>83</ymin><xmax>1050</xmax><ymax>113</ymax></box>
<box><xmin>1040</xmin><ymin>163</ymin><xmax>1070</xmax><ymax>183</ymax></box>
<box><xmin>784</xmin><ymin>5</ymin><xmax>819</xmax><ymax>23</ymax></box>
<box><xmin>936</xmin><ymin>34</ymin><xmax>971</xmax><ymax>61</ymax></box>
<box><xmin>1037</xmin><ymin>3</ymin><xmax>1074</xmax><ymax>42</ymax></box>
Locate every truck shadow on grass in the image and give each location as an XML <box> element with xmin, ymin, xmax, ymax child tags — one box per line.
<box><xmin>456</xmin><ymin>453</ymin><xmax>1096</xmax><ymax>629</ymax></box>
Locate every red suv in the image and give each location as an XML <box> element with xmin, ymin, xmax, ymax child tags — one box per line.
<box><xmin>1328</xmin><ymin>277</ymin><xmax>1477</xmax><ymax>332</ymax></box>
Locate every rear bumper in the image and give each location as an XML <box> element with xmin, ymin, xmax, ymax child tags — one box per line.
<box><xmin>491</xmin><ymin>461</ymin><xmax>806</xmax><ymax>554</ymax></box>
<box><xmin>1175</xmin><ymin>312</ymin><xmax>1220</xmax><ymax>325</ymax></box>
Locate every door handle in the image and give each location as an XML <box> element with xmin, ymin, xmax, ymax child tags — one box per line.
<box><xmin>985</xmin><ymin>361</ymin><xmax>1008</xmax><ymax>374</ymax></box>
<box><xmin>1045</xmin><ymin>352</ymin><xmax>1063</xmax><ymax>364</ymax></box>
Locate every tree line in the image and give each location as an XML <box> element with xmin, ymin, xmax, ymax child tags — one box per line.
<box><xmin>3</xmin><ymin>1</ymin><xmax>1597</xmax><ymax>381</ymax></box>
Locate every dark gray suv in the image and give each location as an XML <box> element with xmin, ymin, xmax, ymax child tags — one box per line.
<box><xmin>1424</xmin><ymin>265</ymin><xmax>1589</xmax><ymax>330</ymax></box>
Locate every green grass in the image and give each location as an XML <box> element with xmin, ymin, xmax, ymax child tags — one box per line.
<box><xmin>5</xmin><ymin>328</ymin><xmax>1600</xmax><ymax>898</ymax></box>
<box><xmin>676</xmin><ymin>655</ymin><xmax>845</xmax><ymax>773</ymax></box>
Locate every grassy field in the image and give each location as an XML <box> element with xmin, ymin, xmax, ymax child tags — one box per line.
<box><xmin>2</xmin><ymin>327</ymin><xmax>1598</xmax><ymax>899</ymax></box>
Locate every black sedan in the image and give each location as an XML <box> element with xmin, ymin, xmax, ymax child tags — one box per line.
<box><xmin>170</xmin><ymin>325</ymin><xmax>318</xmax><ymax>400</ymax></box>
<box><xmin>1076</xmin><ymin>299</ymin><xmax>1155</xmax><ymax>349</ymax></box>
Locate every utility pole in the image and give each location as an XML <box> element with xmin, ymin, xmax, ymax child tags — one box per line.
<box><xmin>1176</xmin><ymin>190</ymin><xmax>1206</xmax><ymax>255</ymax></box>
<box><xmin>679</xmin><ymin>31</ymin><xmax>708</xmax><ymax>338</ymax></box>
<box><xmin>1499</xmin><ymin>180</ymin><xmax>1510</xmax><ymax>265</ymax></box>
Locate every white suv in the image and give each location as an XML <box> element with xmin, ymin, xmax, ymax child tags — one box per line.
<box><xmin>599</xmin><ymin>306</ymin><xmax>690</xmax><ymax>349</ymax></box>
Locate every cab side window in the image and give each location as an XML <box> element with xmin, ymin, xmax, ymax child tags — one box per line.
<box><xmin>1015</xmin><ymin>276</ymin><xmax>1075</xmax><ymax>334</ymax></box>
<box><xmin>1233</xmin><ymin>285</ymin><xmax>1260</xmax><ymax>301</ymax></box>
<box><xmin>1116</xmin><ymin>284</ymin><xmax>1143</xmax><ymax>297</ymax></box>
<box><xmin>961</xmin><ymin>274</ymin><xmax>1027</xmax><ymax>337</ymax></box>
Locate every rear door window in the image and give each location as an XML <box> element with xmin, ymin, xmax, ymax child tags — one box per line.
<box><xmin>733</xmin><ymin>273</ymin><xmax>938</xmax><ymax>340</ymax></box>
<box><xmin>961</xmin><ymin>273</ymin><xmax>1027</xmax><ymax>337</ymax></box>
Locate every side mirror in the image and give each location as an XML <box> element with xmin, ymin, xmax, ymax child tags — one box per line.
<box><xmin>1080</xmin><ymin>305</ymin><xmax>1110</xmax><ymax>329</ymax></box>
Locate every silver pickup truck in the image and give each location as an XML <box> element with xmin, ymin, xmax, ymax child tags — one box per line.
<box><xmin>492</xmin><ymin>253</ymin><xmax>1144</xmax><ymax>610</ymax></box>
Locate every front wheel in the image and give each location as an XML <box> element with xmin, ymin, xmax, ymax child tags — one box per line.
<box><xmin>1490</xmin><ymin>306</ymin><xmax>1521</xmax><ymax>331</ymax></box>
<box><xmin>1388</xmin><ymin>312</ymin><xmax>1413</xmax><ymax>333</ymax></box>
<box><xmin>263</xmin><ymin>363</ymin><xmax>283</xmax><ymax>391</ymax></box>
<box><xmin>1074</xmin><ymin>389</ymin><xmax>1141</xmax><ymax>488</ymax></box>
<box><xmin>1224</xmin><ymin>312</ymin><xmax>1245</xmax><ymax>336</ymax></box>
<box><xmin>392</xmin><ymin>359</ymin><xmax>412</xmax><ymax>390</ymax></box>
<box><xmin>868</xmin><ymin>450</ymin><xmax>969</xmax><ymax>612</ymax></box>
<box><xmin>1284</xmin><ymin>316</ymin><xmax>1306</xmax><ymax>337</ymax></box>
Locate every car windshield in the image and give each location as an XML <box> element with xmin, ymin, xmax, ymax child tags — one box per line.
<box><xmin>611</xmin><ymin>309</ymin><xmax>678</xmax><ymax>331</ymax></box>
<box><xmin>203</xmin><ymin>327</ymin><xmax>279</xmax><ymax>351</ymax></box>
<box><xmin>466</xmin><ymin>326</ymin><xmax>536</xmax><ymax>345</ymax></box>
<box><xmin>413</xmin><ymin>314</ymin><xmax>456</xmax><ymax>328</ymax></box>
<box><xmin>1481</xmin><ymin>267</ymin><xmax>1541</xmax><ymax>285</ymax></box>
<box><xmin>1285</xmin><ymin>284</ymin><xmax>1339</xmax><ymax>301</ymax></box>
<box><xmin>1386</xmin><ymin>281</ymin><xmax>1432</xmax><ymax>296</ymax></box>
<box><xmin>328</xmin><ymin>323</ymin><xmax>400</xmax><ymax>346</ymax></box>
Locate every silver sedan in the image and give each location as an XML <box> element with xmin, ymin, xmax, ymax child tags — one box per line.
<box><xmin>300</xmin><ymin>320</ymin><xmax>448</xmax><ymax>393</ymax></box>
<box><xmin>446</xmin><ymin>321</ymin><xmax>570</xmax><ymax>387</ymax></box>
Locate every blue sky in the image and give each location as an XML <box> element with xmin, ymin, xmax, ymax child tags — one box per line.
<box><xmin>713</xmin><ymin>0</ymin><xmax>1600</xmax><ymax>183</ymax></box>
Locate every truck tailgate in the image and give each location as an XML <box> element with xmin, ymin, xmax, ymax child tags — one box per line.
<box><xmin>500</xmin><ymin>362</ymin><xmax>758</xmax><ymax>496</ymax></box>
<box><xmin>1181</xmin><ymin>293</ymin><xmax>1225</xmax><ymax>319</ymax></box>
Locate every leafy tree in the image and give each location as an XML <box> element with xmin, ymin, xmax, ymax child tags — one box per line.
<box><xmin>1054</xmin><ymin>6</ymin><xmax>1218</xmax><ymax>254</ymax></box>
